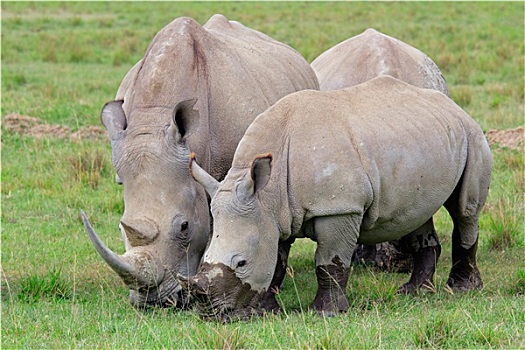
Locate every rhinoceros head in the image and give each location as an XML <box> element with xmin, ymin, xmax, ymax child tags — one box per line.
<box><xmin>83</xmin><ymin>98</ymin><xmax>210</xmax><ymax>308</ymax></box>
<box><xmin>179</xmin><ymin>154</ymin><xmax>280</xmax><ymax>320</ymax></box>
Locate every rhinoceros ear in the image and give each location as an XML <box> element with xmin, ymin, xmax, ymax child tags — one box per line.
<box><xmin>246</xmin><ymin>153</ymin><xmax>272</xmax><ymax>195</ymax></box>
<box><xmin>169</xmin><ymin>98</ymin><xmax>199</xmax><ymax>143</ymax></box>
<box><xmin>189</xmin><ymin>153</ymin><xmax>219</xmax><ymax>197</ymax></box>
<box><xmin>101</xmin><ymin>100</ymin><xmax>127</xmax><ymax>139</ymax></box>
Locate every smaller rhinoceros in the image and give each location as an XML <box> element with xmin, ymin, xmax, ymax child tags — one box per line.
<box><xmin>180</xmin><ymin>76</ymin><xmax>492</xmax><ymax>321</ymax></box>
<box><xmin>311</xmin><ymin>28</ymin><xmax>451</xmax><ymax>272</ymax></box>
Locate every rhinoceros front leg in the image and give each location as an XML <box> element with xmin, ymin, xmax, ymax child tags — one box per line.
<box><xmin>312</xmin><ymin>258</ymin><xmax>350</xmax><ymax>316</ymax></box>
<box><xmin>257</xmin><ymin>237</ymin><xmax>295</xmax><ymax>313</ymax></box>
<box><xmin>397</xmin><ymin>217</ymin><xmax>441</xmax><ymax>294</ymax></box>
<box><xmin>310</xmin><ymin>215</ymin><xmax>360</xmax><ymax>315</ymax></box>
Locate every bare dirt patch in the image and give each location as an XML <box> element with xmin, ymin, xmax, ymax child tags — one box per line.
<box><xmin>485</xmin><ymin>126</ymin><xmax>524</xmax><ymax>151</ymax></box>
<box><xmin>70</xmin><ymin>126</ymin><xmax>107</xmax><ymax>140</ymax></box>
<box><xmin>2</xmin><ymin>114</ymin><xmax>106</xmax><ymax>140</ymax></box>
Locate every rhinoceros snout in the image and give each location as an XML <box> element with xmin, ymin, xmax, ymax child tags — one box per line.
<box><xmin>82</xmin><ymin>210</ymin><xmax>170</xmax><ymax>302</ymax></box>
<box><xmin>177</xmin><ymin>263</ymin><xmax>263</xmax><ymax>321</ymax></box>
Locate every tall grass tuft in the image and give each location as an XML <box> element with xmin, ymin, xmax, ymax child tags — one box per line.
<box><xmin>17</xmin><ymin>268</ymin><xmax>72</xmax><ymax>303</ymax></box>
<box><xmin>187</xmin><ymin>324</ymin><xmax>247</xmax><ymax>349</ymax></box>
<box><xmin>513</xmin><ymin>269</ymin><xmax>525</xmax><ymax>295</ymax></box>
<box><xmin>487</xmin><ymin>197</ymin><xmax>521</xmax><ymax>250</ymax></box>
<box><xmin>311</xmin><ymin>324</ymin><xmax>352</xmax><ymax>350</ymax></box>
<box><xmin>413</xmin><ymin>317</ymin><xmax>459</xmax><ymax>348</ymax></box>
<box><xmin>69</xmin><ymin>150</ymin><xmax>110</xmax><ymax>189</ymax></box>
<box><xmin>484</xmin><ymin>148</ymin><xmax>524</xmax><ymax>250</ymax></box>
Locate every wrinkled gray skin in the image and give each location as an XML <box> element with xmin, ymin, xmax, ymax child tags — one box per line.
<box><xmin>82</xmin><ymin>14</ymin><xmax>319</xmax><ymax>309</ymax></box>
<box><xmin>182</xmin><ymin>76</ymin><xmax>492</xmax><ymax>320</ymax></box>
<box><xmin>311</xmin><ymin>28</ymin><xmax>451</xmax><ymax>271</ymax></box>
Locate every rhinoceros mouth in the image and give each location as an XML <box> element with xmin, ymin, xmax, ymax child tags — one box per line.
<box><xmin>194</xmin><ymin>298</ymin><xmax>263</xmax><ymax>322</ymax></box>
<box><xmin>181</xmin><ymin>262</ymin><xmax>263</xmax><ymax>321</ymax></box>
<box><xmin>130</xmin><ymin>277</ymin><xmax>190</xmax><ymax>309</ymax></box>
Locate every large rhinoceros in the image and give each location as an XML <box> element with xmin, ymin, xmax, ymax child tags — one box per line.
<box><xmin>311</xmin><ymin>28</ymin><xmax>450</xmax><ymax>272</ymax></box>
<box><xmin>181</xmin><ymin>76</ymin><xmax>492</xmax><ymax>320</ymax></box>
<box><xmin>81</xmin><ymin>14</ymin><xmax>319</xmax><ymax>309</ymax></box>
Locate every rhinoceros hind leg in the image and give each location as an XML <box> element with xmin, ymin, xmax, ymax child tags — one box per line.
<box><xmin>352</xmin><ymin>241</ymin><xmax>413</xmax><ymax>273</ymax></box>
<box><xmin>443</xmin><ymin>134</ymin><xmax>491</xmax><ymax>291</ymax></box>
<box><xmin>446</xmin><ymin>217</ymin><xmax>483</xmax><ymax>291</ymax></box>
<box><xmin>311</xmin><ymin>259</ymin><xmax>350</xmax><ymax>316</ymax></box>
<box><xmin>397</xmin><ymin>218</ymin><xmax>441</xmax><ymax>294</ymax></box>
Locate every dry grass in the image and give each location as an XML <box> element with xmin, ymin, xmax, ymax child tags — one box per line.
<box><xmin>68</xmin><ymin>150</ymin><xmax>109</xmax><ymax>189</ymax></box>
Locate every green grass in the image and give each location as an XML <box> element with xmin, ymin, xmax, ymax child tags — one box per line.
<box><xmin>2</xmin><ymin>2</ymin><xmax>524</xmax><ymax>348</ymax></box>
<box><xmin>16</xmin><ymin>267</ymin><xmax>72</xmax><ymax>303</ymax></box>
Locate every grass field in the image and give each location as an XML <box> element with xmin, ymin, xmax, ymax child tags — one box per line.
<box><xmin>2</xmin><ymin>2</ymin><xmax>524</xmax><ymax>348</ymax></box>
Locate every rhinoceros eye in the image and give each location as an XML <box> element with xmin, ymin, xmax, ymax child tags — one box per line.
<box><xmin>172</xmin><ymin>218</ymin><xmax>190</xmax><ymax>243</ymax></box>
<box><xmin>236</xmin><ymin>260</ymin><xmax>246</xmax><ymax>268</ymax></box>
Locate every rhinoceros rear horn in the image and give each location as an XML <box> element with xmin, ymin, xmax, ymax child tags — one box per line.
<box><xmin>101</xmin><ymin>100</ymin><xmax>127</xmax><ymax>138</ymax></box>
<box><xmin>189</xmin><ymin>153</ymin><xmax>219</xmax><ymax>197</ymax></box>
<box><xmin>80</xmin><ymin>210</ymin><xmax>149</xmax><ymax>288</ymax></box>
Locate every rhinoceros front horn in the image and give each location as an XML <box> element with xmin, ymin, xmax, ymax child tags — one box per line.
<box><xmin>81</xmin><ymin>210</ymin><xmax>155</xmax><ymax>288</ymax></box>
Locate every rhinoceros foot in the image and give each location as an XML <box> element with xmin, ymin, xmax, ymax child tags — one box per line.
<box><xmin>446</xmin><ymin>269</ymin><xmax>483</xmax><ymax>292</ymax></box>
<box><xmin>397</xmin><ymin>280</ymin><xmax>437</xmax><ymax>295</ymax></box>
<box><xmin>446</xmin><ymin>238</ymin><xmax>483</xmax><ymax>292</ymax></box>
<box><xmin>310</xmin><ymin>298</ymin><xmax>349</xmax><ymax>317</ymax></box>
<box><xmin>311</xmin><ymin>262</ymin><xmax>350</xmax><ymax>316</ymax></box>
<box><xmin>396</xmin><ymin>244</ymin><xmax>441</xmax><ymax>295</ymax></box>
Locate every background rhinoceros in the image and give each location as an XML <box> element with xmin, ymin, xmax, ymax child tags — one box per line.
<box><xmin>183</xmin><ymin>76</ymin><xmax>492</xmax><ymax>320</ymax></box>
<box><xmin>311</xmin><ymin>28</ymin><xmax>451</xmax><ymax>272</ymax></box>
<box><xmin>311</xmin><ymin>28</ymin><xmax>449</xmax><ymax>95</ymax></box>
<box><xmin>82</xmin><ymin>14</ymin><xmax>319</xmax><ymax>308</ymax></box>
